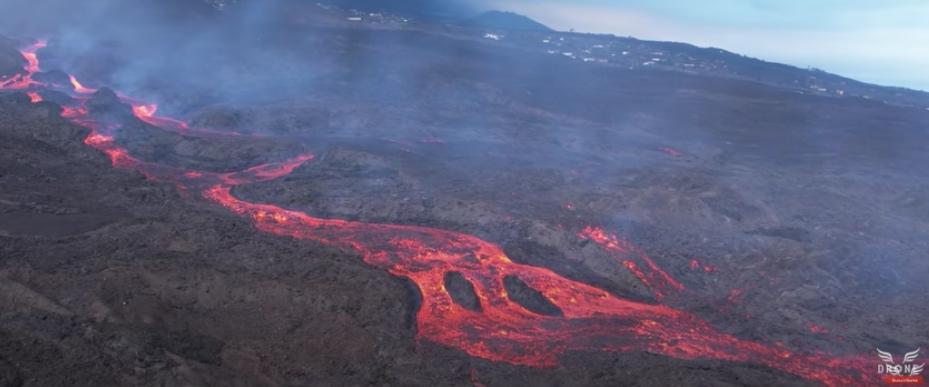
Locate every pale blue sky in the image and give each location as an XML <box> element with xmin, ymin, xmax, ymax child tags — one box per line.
<box><xmin>477</xmin><ymin>0</ymin><xmax>929</xmax><ymax>90</ymax></box>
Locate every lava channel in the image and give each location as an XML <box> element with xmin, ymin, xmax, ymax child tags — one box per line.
<box><xmin>0</xmin><ymin>40</ymin><xmax>876</xmax><ymax>387</ymax></box>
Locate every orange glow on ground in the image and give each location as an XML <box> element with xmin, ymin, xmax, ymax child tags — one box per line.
<box><xmin>69</xmin><ymin>74</ymin><xmax>96</xmax><ymax>94</ymax></box>
<box><xmin>0</xmin><ymin>40</ymin><xmax>878</xmax><ymax>387</ymax></box>
<box><xmin>0</xmin><ymin>40</ymin><xmax>46</xmax><ymax>90</ymax></box>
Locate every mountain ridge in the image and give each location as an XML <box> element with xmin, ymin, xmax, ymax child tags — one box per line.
<box><xmin>460</xmin><ymin>11</ymin><xmax>552</xmax><ymax>31</ymax></box>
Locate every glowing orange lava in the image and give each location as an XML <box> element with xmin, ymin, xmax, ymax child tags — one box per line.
<box><xmin>578</xmin><ymin>226</ymin><xmax>684</xmax><ymax>300</ymax></box>
<box><xmin>0</xmin><ymin>40</ymin><xmax>46</xmax><ymax>90</ymax></box>
<box><xmin>61</xmin><ymin>106</ymin><xmax>88</xmax><ymax>119</ymax></box>
<box><xmin>69</xmin><ymin>74</ymin><xmax>96</xmax><ymax>94</ymax></box>
<box><xmin>0</xmin><ymin>40</ymin><xmax>877</xmax><ymax>386</ymax></box>
<box><xmin>130</xmin><ymin>102</ymin><xmax>190</xmax><ymax>130</ymax></box>
<box><xmin>131</xmin><ymin>103</ymin><xmax>157</xmax><ymax>118</ymax></box>
<box><xmin>125</xmin><ymin>100</ymin><xmax>249</xmax><ymax>137</ymax></box>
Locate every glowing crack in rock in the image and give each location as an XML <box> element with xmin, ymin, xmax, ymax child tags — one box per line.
<box><xmin>578</xmin><ymin>226</ymin><xmax>684</xmax><ymax>300</ymax></box>
<box><xmin>0</xmin><ymin>39</ymin><xmax>875</xmax><ymax>386</ymax></box>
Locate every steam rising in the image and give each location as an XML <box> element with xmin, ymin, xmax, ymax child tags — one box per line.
<box><xmin>2</xmin><ymin>3</ymin><xmax>927</xmax><ymax>386</ymax></box>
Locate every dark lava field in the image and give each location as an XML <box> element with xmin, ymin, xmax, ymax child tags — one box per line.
<box><xmin>1</xmin><ymin>1</ymin><xmax>927</xmax><ymax>386</ymax></box>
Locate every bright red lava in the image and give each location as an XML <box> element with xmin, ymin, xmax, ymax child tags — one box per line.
<box><xmin>69</xmin><ymin>74</ymin><xmax>97</xmax><ymax>94</ymax></box>
<box><xmin>578</xmin><ymin>226</ymin><xmax>685</xmax><ymax>300</ymax></box>
<box><xmin>26</xmin><ymin>91</ymin><xmax>42</xmax><ymax>103</ymax></box>
<box><xmin>130</xmin><ymin>102</ymin><xmax>189</xmax><ymax>131</ymax></box>
<box><xmin>1</xmin><ymin>40</ymin><xmax>876</xmax><ymax>386</ymax></box>
<box><xmin>0</xmin><ymin>40</ymin><xmax>46</xmax><ymax>90</ymax></box>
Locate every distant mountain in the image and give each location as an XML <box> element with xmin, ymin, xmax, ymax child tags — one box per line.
<box><xmin>461</xmin><ymin>11</ymin><xmax>551</xmax><ymax>31</ymax></box>
<box><xmin>318</xmin><ymin>0</ymin><xmax>477</xmax><ymax>21</ymax></box>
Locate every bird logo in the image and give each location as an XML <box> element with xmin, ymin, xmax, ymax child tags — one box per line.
<box><xmin>877</xmin><ymin>348</ymin><xmax>924</xmax><ymax>377</ymax></box>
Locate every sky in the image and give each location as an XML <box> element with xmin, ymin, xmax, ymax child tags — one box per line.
<box><xmin>477</xmin><ymin>0</ymin><xmax>929</xmax><ymax>91</ymax></box>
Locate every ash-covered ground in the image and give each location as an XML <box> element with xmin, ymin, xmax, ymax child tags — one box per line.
<box><xmin>1</xmin><ymin>2</ymin><xmax>928</xmax><ymax>386</ymax></box>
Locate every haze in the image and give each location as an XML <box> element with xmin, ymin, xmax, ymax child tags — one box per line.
<box><xmin>483</xmin><ymin>0</ymin><xmax>929</xmax><ymax>91</ymax></box>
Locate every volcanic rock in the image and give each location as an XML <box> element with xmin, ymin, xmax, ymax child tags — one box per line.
<box><xmin>34</xmin><ymin>89</ymin><xmax>72</xmax><ymax>105</ymax></box>
<box><xmin>503</xmin><ymin>275</ymin><xmax>563</xmax><ymax>316</ymax></box>
<box><xmin>190</xmin><ymin>104</ymin><xmax>330</xmax><ymax>134</ymax></box>
<box><xmin>0</xmin><ymin>357</ymin><xmax>22</xmax><ymax>387</ymax></box>
<box><xmin>87</xmin><ymin>87</ymin><xmax>133</xmax><ymax>118</ymax></box>
<box><xmin>32</xmin><ymin>70</ymin><xmax>71</xmax><ymax>87</ymax></box>
<box><xmin>443</xmin><ymin>272</ymin><xmax>480</xmax><ymax>311</ymax></box>
<box><xmin>0</xmin><ymin>36</ymin><xmax>24</xmax><ymax>76</ymax></box>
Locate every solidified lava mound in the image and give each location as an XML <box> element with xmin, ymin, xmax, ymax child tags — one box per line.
<box><xmin>0</xmin><ymin>37</ymin><xmax>23</xmax><ymax>76</ymax></box>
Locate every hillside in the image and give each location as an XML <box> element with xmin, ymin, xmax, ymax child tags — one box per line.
<box><xmin>1</xmin><ymin>1</ymin><xmax>927</xmax><ymax>386</ymax></box>
<box><xmin>461</xmin><ymin>10</ymin><xmax>552</xmax><ymax>31</ymax></box>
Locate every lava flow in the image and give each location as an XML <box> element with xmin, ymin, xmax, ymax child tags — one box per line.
<box><xmin>578</xmin><ymin>226</ymin><xmax>685</xmax><ymax>300</ymax></box>
<box><xmin>0</xmin><ymin>40</ymin><xmax>46</xmax><ymax>90</ymax></box>
<box><xmin>1</xmin><ymin>40</ymin><xmax>876</xmax><ymax>386</ymax></box>
<box><xmin>69</xmin><ymin>74</ymin><xmax>96</xmax><ymax>94</ymax></box>
<box><xmin>130</xmin><ymin>102</ymin><xmax>189</xmax><ymax>131</ymax></box>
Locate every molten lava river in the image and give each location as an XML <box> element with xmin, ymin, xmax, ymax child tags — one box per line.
<box><xmin>1</xmin><ymin>40</ymin><xmax>875</xmax><ymax>386</ymax></box>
